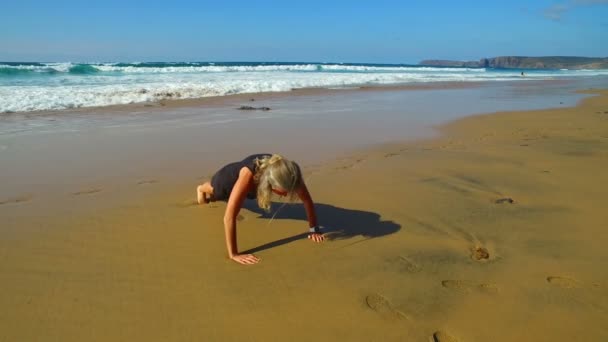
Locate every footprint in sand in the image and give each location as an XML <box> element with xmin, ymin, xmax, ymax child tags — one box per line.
<box><xmin>72</xmin><ymin>188</ymin><xmax>102</xmax><ymax>196</ymax></box>
<box><xmin>137</xmin><ymin>179</ymin><xmax>158</xmax><ymax>185</ymax></box>
<box><xmin>334</xmin><ymin>158</ymin><xmax>365</xmax><ymax>170</ymax></box>
<box><xmin>433</xmin><ymin>330</ymin><xmax>459</xmax><ymax>342</ymax></box>
<box><xmin>384</xmin><ymin>152</ymin><xmax>399</xmax><ymax>158</ymax></box>
<box><xmin>441</xmin><ymin>280</ymin><xmax>499</xmax><ymax>294</ymax></box>
<box><xmin>395</xmin><ymin>256</ymin><xmax>422</xmax><ymax>273</ymax></box>
<box><xmin>547</xmin><ymin>276</ymin><xmax>580</xmax><ymax>289</ymax></box>
<box><xmin>177</xmin><ymin>199</ymin><xmax>220</xmax><ymax>209</ymax></box>
<box><xmin>335</xmin><ymin>164</ymin><xmax>354</xmax><ymax>170</ymax></box>
<box><xmin>365</xmin><ymin>293</ymin><xmax>408</xmax><ymax>321</ymax></box>
<box><xmin>0</xmin><ymin>195</ymin><xmax>32</xmax><ymax>205</ymax></box>
<box><xmin>471</xmin><ymin>246</ymin><xmax>490</xmax><ymax>261</ymax></box>
<box><xmin>176</xmin><ymin>200</ymin><xmax>199</xmax><ymax>208</ymax></box>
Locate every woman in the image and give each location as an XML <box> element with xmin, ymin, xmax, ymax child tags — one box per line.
<box><xmin>197</xmin><ymin>154</ymin><xmax>324</xmax><ymax>265</ymax></box>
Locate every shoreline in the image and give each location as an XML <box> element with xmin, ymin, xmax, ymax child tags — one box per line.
<box><xmin>1</xmin><ymin>79</ymin><xmax>568</xmax><ymax>117</ymax></box>
<box><xmin>1</xmin><ymin>87</ymin><xmax>608</xmax><ymax>341</ymax></box>
<box><xmin>0</xmin><ymin>81</ymin><xmax>591</xmax><ymax>202</ymax></box>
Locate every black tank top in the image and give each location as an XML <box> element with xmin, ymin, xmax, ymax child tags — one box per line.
<box><xmin>210</xmin><ymin>153</ymin><xmax>271</xmax><ymax>201</ymax></box>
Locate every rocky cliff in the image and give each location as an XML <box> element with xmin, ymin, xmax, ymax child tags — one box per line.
<box><xmin>420</xmin><ymin>56</ymin><xmax>608</xmax><ymax>69</ymax></box>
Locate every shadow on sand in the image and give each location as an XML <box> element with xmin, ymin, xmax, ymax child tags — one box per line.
<box><xmin>241</xmin><ymin>201</ymin><xmax>401</xmax><ymax>254</ymax></box>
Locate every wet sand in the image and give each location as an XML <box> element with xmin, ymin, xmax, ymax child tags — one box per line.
<box><xmin>1</xmin><ymin>89</ymin><xmax>608</xmax><ymax>341</ymax></box>
<box><xmin>2</xmin><ymin>81</ymin><xmax>487</xmax><ymax>116</ymax></box>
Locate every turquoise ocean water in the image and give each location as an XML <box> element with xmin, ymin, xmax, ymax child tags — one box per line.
<box><xmin>1</xmin><ymin>61</ymin><xmax>608</xmax><ymax>113</ymax></box>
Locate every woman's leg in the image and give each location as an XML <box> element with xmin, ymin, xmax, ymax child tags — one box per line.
<box><xmin>197</xmin><ymin>182</ymin><xmax>214</xmax><ymax>204</ymax></box>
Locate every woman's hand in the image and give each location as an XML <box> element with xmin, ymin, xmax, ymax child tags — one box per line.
<box><xmin>308</xmin><ymin>233</ymin><xmax>325</xmax><ymax>243</ymax></box>
<box><xmin>230</xmin><ymin>253</ymin><xmax>260</xmax><ymax>265</ymax></box>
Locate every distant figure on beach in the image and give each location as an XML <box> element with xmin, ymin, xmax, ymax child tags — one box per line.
<box><xmin>197</xmin><ymin>154</ymin><xmax>323</xmax><ymax>265</ymax></box>
<box><xmin>521</xmin><ymin>71</ymin><xmax>525</xmax><ymax>77</ymax></box>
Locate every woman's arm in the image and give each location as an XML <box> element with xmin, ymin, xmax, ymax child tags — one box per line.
<box><xmin>296</xmin><ymin>182</ymin><xmax>324</xmax><ymax>242</ymax></box>
<box><xmin>224</xmin><ymin>167</ymin><xmax>260</xmax><ymax>265</ymax></box>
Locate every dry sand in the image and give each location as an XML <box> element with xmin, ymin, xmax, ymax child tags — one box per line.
<box><xmin>1</xmin><ymin>90</ymin><xmax>608</xmax><ymax>341</ymax></box>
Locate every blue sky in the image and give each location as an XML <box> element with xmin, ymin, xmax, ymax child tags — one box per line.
<box><xmin>1</xmin><ymin>0</ymin><xmax>607</xmax><ymax>63</ymax></box>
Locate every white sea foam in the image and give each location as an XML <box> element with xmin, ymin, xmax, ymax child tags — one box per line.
<box><xmin>1</xmin><ymin>62</ymin><xmax>607</xmax><ymax>113</ymax></box>
<box><xmin>0</xmin><ymin>63</ymin><xmax>490</xmax><ymax>74</ymax></box>
<box><xmin>0</xmin><ymin>72</ymin><xmax>511</xmax><ymax>112</ymax></box>
<box><xmin>89</xmin><ymin>64</ymin><xmax>493</xmax><ymax>74</ymax></box>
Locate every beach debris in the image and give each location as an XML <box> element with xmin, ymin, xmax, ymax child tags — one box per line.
<box><xmin>472</xmin><ymin>247</ymin><xmax>490</xmax><ymax>260</ymax></box>
<box><xmin>249</xmin><ymin>98</ymin><xmax>255</xmax><ymax>101</ymax></box>
<box><xmin>495</xmin><ymin>197</ymin><xmax>514</xmax><ymax>204</ymax></box>
<box><xmin>154</xmin><ymin>91</ymin><xmax>182</xmax><ymax>98</ymax></box>
<box><xmin>238</xmin><ymin>105</ymin><xmax>271</xmax><ymax>111</ymax></box>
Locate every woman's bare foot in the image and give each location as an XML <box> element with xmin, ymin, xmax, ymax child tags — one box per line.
<box><xmin>197</xmin><ymin>182</ymin><xmax>215</xmax><ymax>204</ymax></box>
<box><xmin>197</xmin><ymin>185</ymin><xmax>209</xmax><ymax>204</ymax></box>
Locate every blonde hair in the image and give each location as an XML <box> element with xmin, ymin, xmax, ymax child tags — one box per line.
<box><xmin>254</xmin><ymin>154</ymin><xmax>303</xmax><ymax>211</ymax></box>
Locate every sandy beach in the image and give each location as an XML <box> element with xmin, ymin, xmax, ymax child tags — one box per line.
<box><xmin>1</xmin><ymin>87</ymin><xmax>608</xmax><ymax>341</ymax></box>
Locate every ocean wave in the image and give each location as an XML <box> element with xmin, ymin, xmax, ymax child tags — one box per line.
<box><xmin>0</xmin><ymin>63</ymin><xmax>97</xmax><ymax>75</ymax></box>
<box><xmin>0</xmin><ymin>64</ymin><xmax>60</xmax><ymax>75</ymax></box>
<box><xmin>2</xmin><ymin>62</ymin><xmax>608</xmax><ymax>77</ymax></box>
<box><xmin>68</xmin><ymin>64</ymin><xmax>100</xmax><ymax>74</ymax></box>
<box><xmin>0</xmin><ymin>62</ymin><xmax>489</xmax><ymax>75</ymax></box>
<box><xmin>86</xmin><ymin>63</ymin><xmax>490</xmax><ymax>74</ymax></box>
<box><xmin>317</xmin><ymin>65</ymin><xmax>487</xmax><ymax>72</ymax></box>
<box><xmin>5</xmin><ymin>61</ymin><xmax>608</xmax><ymax>77</ymax></box>
<box><xmin>1</xmin><ymin>61</ymin><xmax>608</xmax><ymax>113</ymax></box>
<box><xmin>0</xmin><ymin>72</ymin><xmax>520</xmax><ymax>113</ymax></box>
